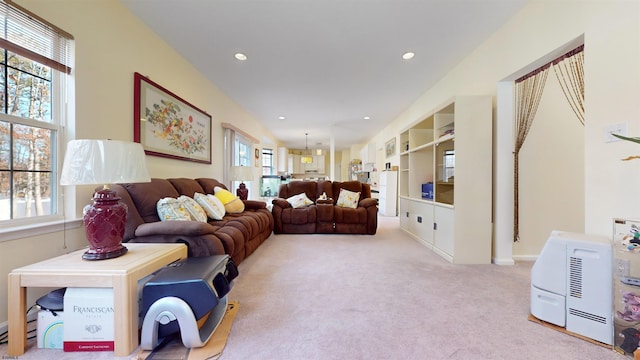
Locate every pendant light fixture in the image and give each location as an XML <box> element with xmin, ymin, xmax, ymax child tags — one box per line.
<box><xmin>301</xmin><ymin>133</ymin><xmax>313</xmax><ymax>164</ymax></box>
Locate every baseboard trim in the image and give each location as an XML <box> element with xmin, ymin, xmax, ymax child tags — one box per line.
<box><xmin>513</xmin><ymin>255</ymin><xmax>538</xmax><ymax>262</ymax></box>
<box><xmin>492</xmin><ymin>257</ymin><xmax>516</xmax><ymax>266</ymax></box>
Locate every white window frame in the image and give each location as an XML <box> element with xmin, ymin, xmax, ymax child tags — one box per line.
<box><xmin>0</xmin><ymin>1</ymin><xmax>74</xmax><ymax>239</ymax></box>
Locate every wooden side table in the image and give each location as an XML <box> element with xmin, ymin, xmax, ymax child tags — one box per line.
<box><xmin>7</xmin><ymin>242</ymin><xmax>187</xmax><ymax>357</ymax></box>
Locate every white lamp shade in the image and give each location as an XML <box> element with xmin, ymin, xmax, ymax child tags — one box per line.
<box><xmin>229</xmin><ymin>166</ymin><xmax>253</xmax><ymax>182</ymax></box>
<box><xmin>60</xmin><ymin>139</ymin><xmax>151</xmax><ymax>185</ymax></box>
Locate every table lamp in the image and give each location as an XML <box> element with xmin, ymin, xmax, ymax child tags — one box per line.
<box><xmin>229</xmin><ymin>165</ymin><xmax>253</xmax><ymax>200</ymax></box>
<box><xmin>60</xmin><ymin>139</ymin><xmax>151</xmax><ymax>260</ymax></box>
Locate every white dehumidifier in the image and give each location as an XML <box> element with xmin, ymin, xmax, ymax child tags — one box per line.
<box><xmin>530</xmin><ymin>230</ymin><xmax>613</xmax><ymax>345</ymax></box>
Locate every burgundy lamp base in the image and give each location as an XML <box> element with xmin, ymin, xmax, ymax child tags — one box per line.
<box><xmin>236</xmin><ymin>182</ymin><xmax>248</xmax><ymax>200</ymax></box>
<box><xmin>82</xmin><ymin>187</ymin><xmax>128</xmax><ymax>261</ymax></box>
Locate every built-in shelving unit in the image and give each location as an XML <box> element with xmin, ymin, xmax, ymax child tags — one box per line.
<box><xmin>398</xmin><ymin>96</ymin><xmax>492</xmax><ymax>264</ymax></box>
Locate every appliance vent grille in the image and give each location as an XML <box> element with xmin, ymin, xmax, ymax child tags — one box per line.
<box><xmin>568</xmin><ymin>308</ymin><xmax>607</xmax><ymax>324</ymax></box>
<box><xmin>569</xmin><ymin>256</ymin><xmax>583</xmax><ymax>298</ymax></box>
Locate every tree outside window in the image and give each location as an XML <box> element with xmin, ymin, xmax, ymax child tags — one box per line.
<box><xmin>0</xmin><ymin>51</ymin><xmax>58</xmax><ymax>221</ymax></box>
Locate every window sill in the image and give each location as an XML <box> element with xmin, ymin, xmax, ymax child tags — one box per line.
<box><xmin>0</xmin><ymin>218</ymin><xmax>83</xmax><ymax>243</ymax></box>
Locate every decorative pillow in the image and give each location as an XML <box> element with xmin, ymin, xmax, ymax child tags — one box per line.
<box><xmin>286</xmin><ymin>192</ymin><xmax>313</xmax><ymax>209</ymax></box>
<box><xmin>177</xmin><ymin>195</ymin><xmax>207</xmax><ymax>222</ymax></box>
<box><xmin>214</xmin><ymin>186</ymin><xmax>245</xmax><ymax>213</ymax></box>
<box><xmin>336</xmin><ymin>188</ymin><xmax>360</xmax><ymax>209</ymax></box>
<box><xmin>157</xmin><ymin>197</ymin><xmax>192</xmax><ymax>221</ymax></box>
<box><xmin>194</xmin><ymin>192</ymin><xmax>226</xmax><ymax>220</ymax></box>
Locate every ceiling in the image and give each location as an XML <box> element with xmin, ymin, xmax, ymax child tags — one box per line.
<box><xmin>120</xmin><ymin>0</ymin><xmax>527</xmax><ymax>152</ymax></box>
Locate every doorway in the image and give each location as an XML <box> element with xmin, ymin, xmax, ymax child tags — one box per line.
<box><xmin>494</xmin><ymin>36</ymin><xmax>585</xmax><ymax>264</ymax></box>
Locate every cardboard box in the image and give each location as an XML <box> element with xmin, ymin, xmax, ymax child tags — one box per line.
<box><xmin>37</xmin><ymin>310</ymin><xmax>64</xmax><ymax>349</ymax></box>
<box><xmin>63</xmin><ymin>288</ymin><xmax>114</xmax><ymax>352</ymax></box>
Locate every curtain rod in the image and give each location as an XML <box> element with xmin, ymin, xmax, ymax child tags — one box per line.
<box><xmin>516</xmin><ymin>44</ymin><xmax>584</xmax><ymax>83</ymax></box>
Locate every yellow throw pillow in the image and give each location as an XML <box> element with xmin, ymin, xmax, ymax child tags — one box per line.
<box><xmin>214</xmin><ymin>186</ymin><xmax>245</xmax><ymax>213</ymax></box>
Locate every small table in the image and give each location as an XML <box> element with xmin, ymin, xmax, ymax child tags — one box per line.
<box><xmin>7</xmin><ymin>242</ymin><xmax>187</xmax><ymax>357</ymax></box>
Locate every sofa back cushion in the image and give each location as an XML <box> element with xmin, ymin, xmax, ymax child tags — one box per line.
<box><xmin>168</xmin><ymin>178</ymin><xmax>206</xmax><ymax>197</ymax></box>
<box><xmin>124</xmin><ymin>178</ymin><xmax>180</xmax><ymax>223</ymax></box>
<box><xmin>279</xmin><ymin>181</ymin><xmax>319</xmax><ymax>201</ymax></box>
<box><xmin>108</xmin><ymin>183</ymin><xmax>145</xmax><ymax>242</ymax></box>
<box><xmin>196</xmin><ymin>178</ymin><xmax>228</xmax><ymax>194</ymax></box>
<box><xmin>331</xmin><ymin>181</ymin><xmax>371</xmax><ymax>202</ymax></box>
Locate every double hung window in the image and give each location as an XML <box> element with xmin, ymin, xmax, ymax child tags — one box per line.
<box><xmin>0</xmin><ymin>1</ymin><xmax>73</xmax><ymax>225</ymax></box>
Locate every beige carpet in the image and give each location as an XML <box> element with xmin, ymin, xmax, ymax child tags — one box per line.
<box><xmin>1</xmin><ymin>216</ymin><xmax>621</xmax><ymax>359</ymax></box>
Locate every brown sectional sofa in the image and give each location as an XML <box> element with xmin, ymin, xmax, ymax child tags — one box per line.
<box><xmin>108</xmin><ymin>178</ymin><xmax>273</xmax><ymax>264</ymax></box>
<box><xmin>271</xmin><ymin>180</ymin><xmax>377</xmax><ymax>235</ymax></box>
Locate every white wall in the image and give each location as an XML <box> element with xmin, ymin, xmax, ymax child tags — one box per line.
<box><xmin>0</xmin><ymin>0</ymin><xmax>278</xmax><ymax>325</ymax></box>
<box><xmin>515</xmin><ymin>75</ymin><xmax>585</xmax><ymax>258</ymax></box>
<box><xmin>368</xmin><ymin>0</ymin><xmax>640</xmax><ymax>262</ymax></box>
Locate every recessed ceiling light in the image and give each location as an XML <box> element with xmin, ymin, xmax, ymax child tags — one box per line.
<box><xmin>278</xmin><ymin>116</ymin><xmax>285</xmax><ymax>120</ymax></box>
<box><xmin>235</xmin><ymin>53</ymin><xmax>247</xmax><ymax>61</ymax></box>
<box><xmin>402</xmin><ymin>52</ymin><xmax>415</xmax><ymax>60</ymax></box>
<box><xmin>363</xmin><ymin>116</ymin><xmax>370</xmax><ymax>120</ymax></box>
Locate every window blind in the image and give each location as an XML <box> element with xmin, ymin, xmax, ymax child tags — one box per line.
<box><xmin>0</xmin><ymin>0</ymin><xmax>73</xmax><ymax>74</ymax></box>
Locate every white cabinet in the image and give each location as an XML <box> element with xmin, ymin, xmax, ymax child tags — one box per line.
<box><xmin>400</xmin><ymin>197</ymin><xmax>434</xmax><ymax>247</ymax></box>
<box><xmin>433</xmin><ymin>205</ymin><xmax>454</xmax><ymax>258</ymax></box>
<box><xmin>378</xmin><ymin>170</ymin><xmax>397</xmax><ymax>216</ymax></box>
<box><xmin>289</xmin><ymin>154</ymin><xmax>325</xmax><ymax>174</ymax></box>
<box><xmin>398</xmin><ymin>96</ymin><xmax>492</xmax><ymax>264</ymax></box>
<box><xmin>277</xmin><ymin>147</ymin><xmax>288</xmax><ymax>172</ymax></box>
<box><xmin>305</xmin><ymin>155</ymin><xmax>325</xmax><ymax>173</ymax></box>
<box><xmin>289</xmin><ymin>154</ymin><xmax>303</xmax><ymax>174</ymax></box>
<box><xmin>360</xmin><ymin>143</ymin><xmax>376</xmax><ymax>164</ymax></box>
<box><xmin>315</xmin><ymin>155</ymin><xmax>325</xmax><ymax>173</ymax></box>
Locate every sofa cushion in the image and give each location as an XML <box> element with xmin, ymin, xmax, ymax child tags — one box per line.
<box><xmin>178</xmin><ymin>195</ymin><xmax>208</xmax><ymax>222</ymax></box>
<box><xmin>194</xmin><ymin>192</ymin><xmax>226</xmax><ymax>220</ymax></box>
<box><xmin>336</xmin><ymin>188</ymin><xmax>360</xmax><ymax>208</ymax></box>
<box><xmin>168</xmin><ymin>178</ymin><xmax>206</xmax><ymax>197</ymax></box>
<box><xmin>126</xmin><ymin>179</ymin><xmax>181</xmax><ymax>223</ymax></box>
<box><xmin>279</xmin><ymin>181</ymin><xmax>319</xmax><ymax>201</ymax></box>
<box><xmin>157</xmin><ymin>197</ymin><xmax>192</xmax><ymax>221</ymax></box>
<box><xmin>109</xmin><ymin>184</ymin><xmax>145</xmax><ymax>242</ymax></box>
<box><xmin>331</xmin><ymin>181</ymin><xmax>371</xmax><ymax>200</ymax></box>
<box><xmin>214</xmin><ymin>186</ymin><xmax>245</xmax><ymax>213</ymax></box>
<box><xmin>286</xmin><ymin>192</ymin><xmax>313</xmax><ymax>208</ymax></box>
<box><xmin>195</xmin><ymin>178</ymin><xmax>228</xmax><ymax>194</ymax></box>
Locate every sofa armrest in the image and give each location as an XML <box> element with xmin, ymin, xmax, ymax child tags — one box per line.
<box><xmin>271</xmin><ymin>198</ymin><xmax>291</xmax><ymax>209</ymax></box>
<box><xmin>358</xmin><ymin>198</ymin><xmax>378</xmax><ymax>208</ymax></box>
<box><xmin>316</xmin><ymin>198</ymin><xmax>333</xmax><ymax>205</ymax></box>
<box><xmin>243</xmin><ymin>199</ymin><xmax>267</xmax><ymax>210</ymax></box>
<box><xmin>134</xmin><ymin>220</ymin><xmax>218</xmax><ymax>237</ymax></box>
<box><xmin>128</xmin><ymin>233</ymin><xmax>225</xmax><ymax>257</ymax></box>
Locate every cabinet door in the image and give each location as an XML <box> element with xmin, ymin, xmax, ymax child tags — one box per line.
<box><xmin>378</xmin><ymin>183</ymin><xmax>387</xmax><ymax>215</ymax></box>
<box><xmin>380</xmin><ymin>172</ymin><xmax>388</xmax><ymax>186</ymax></box>
<box><xmin>277</xmin><ymin>147</ymin><xmax>288</xmax><ymax>172</ymax></box>
<box><xmin>413</xmin><ymin>201</ymin><xmax>434</xmax><ymax>245</ymax></box>
<box><xmin>385</xmin><ymin>171</ymin><xmax>397</xmax><ymax>216</ymax></box>
<box><xmin>315</xmin><ymin>155</ymin><xmax>325</xmax><ymax>173</ymax></box>
<box><xmin>291</xmin><ymin>155</ymin><xmax>303</xmax><ymax>174</ymax></box>
<box><xmin>399</xmin><ymin>198</ymin><xmax>410</xmax><ymax>232</ymax></box>
<box><xmin>434</xmin><ymin>206</ymin><xmax>454</xmax><ymax>257</ymax></box>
